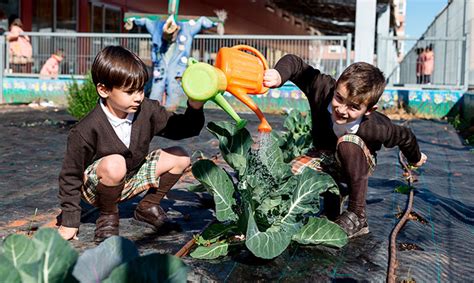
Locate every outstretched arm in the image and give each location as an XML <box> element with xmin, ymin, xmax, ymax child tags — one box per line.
<box><xmin>189</xmin><ymin>16</ymin><xmax>218</xmax><ymax>35</ymax></box>
<box><xmin>274</xmin><ymin>54</ymin><xmax>335</xmax><ymax>101</ymax></box>
<box><xmin>380</xmin><ymin>122</ymin><xmax>423</xmax><ymax>165</ymax></box>
<box><xmin>125</xmin><ymin>17</ymin><xmax>156</xmax><ymax>35</ymax></box>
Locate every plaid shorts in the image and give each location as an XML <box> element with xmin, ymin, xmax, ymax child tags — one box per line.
<box><xmin>291</xmin><ymin>134</ymin><xmax>376</xmax><ymax>179</ymax></box>
<box><xmin>81</xmin><ymin>149</ymin><xmax>162</xmax><ymax>205</ymax></box>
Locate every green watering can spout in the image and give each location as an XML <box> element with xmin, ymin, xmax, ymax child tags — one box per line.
<box><xmin>182</xmin><ymin>58</ymin><xmax>247</xmax><ymax>129</ymax></box>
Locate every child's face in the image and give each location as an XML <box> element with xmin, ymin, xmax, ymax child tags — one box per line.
<box><xmin>331</xmin><ymin>84</ymin><xmax>371</xmax><ymax>125</ymax></box>
<box><xmin>97</xmin><ymin>85</ymin><xmax>144</xmax><ymax>119</ymax></box>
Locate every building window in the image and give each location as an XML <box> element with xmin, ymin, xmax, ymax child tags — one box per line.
<box><xmin>32</xmin><ymin>0</ymin><xmax>77</xmax><ymax>32</ymax></box>
<box><xmin>57</xmin><ymin>0</ymin><xmax>77</xmax><ymax>31</ymax></box>
<box><xmin>91</xmin><ymin>3</ymin><xmax>121</xmax><ymax>33</ymax></box>
<box><xmin>0</xmin><ymin>0</ymin><xmax>19</xmax><ymax>31</ymax></box>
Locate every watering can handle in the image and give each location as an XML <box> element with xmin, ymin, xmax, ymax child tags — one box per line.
<box><xmin>232</xmin><ymin>45</ymin><xmax>269</xmax><ymax>70</ymax></box>
<box><xmin>232</xmin><ymin>45</ymin><xmax>270</xmax><ymax>93</ymax></box>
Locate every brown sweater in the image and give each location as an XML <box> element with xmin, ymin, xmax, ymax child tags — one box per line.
<box><xmin>275</xmin><ymin>55</ymin><xmax>421</xmax><ymax>206</ymax></box>
<box><xmin>274</xmin><ymin>54</ymin><xmax>421</xmax><ymax>164</ymax></box>
<box><xmin>58</xmin><ymin>98</ymin><xmax>205</xmax><ymax>227</ymax></box>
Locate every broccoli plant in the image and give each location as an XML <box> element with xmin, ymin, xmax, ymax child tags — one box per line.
<box><xmin>190</xmin><ymin>121</ymin><xmax>348</xmax><ymax>260</ymax></box>
<box><xmin>279</xmin><ymin>110</ymin><xmax>313</xmax><ymax>162</ymax></box>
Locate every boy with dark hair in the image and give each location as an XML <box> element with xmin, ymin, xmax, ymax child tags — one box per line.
<box><xmin>264</xmin><ymin>54</ymin><xmax>427</xmax><ymax>238</ymax></box>
<box><xmin>58</xmin><ymin>46</ymin><xmax>205</xmax><ymax>243</ymax></box>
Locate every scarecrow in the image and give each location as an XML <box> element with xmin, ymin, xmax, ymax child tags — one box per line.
<box><xmin>125</xmin><ymin>1</ymin><xmax>226</xmax><ymax>109</ymax></box>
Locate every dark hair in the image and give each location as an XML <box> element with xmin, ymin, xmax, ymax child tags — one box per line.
<box><xmin>55</xmin><ymin>48</ymin><xmax>65</xmax><ymax>57</ymax></box>
<box><xmin>10</xmin><ymin>18</ymin><xmax>22</xmax><ymax>28</ymax></box>
<box><xmin>336</xmin><ymin>62</ymin><xmax>386</xmax><ymax>109</ymax></box>
<box><xmin>8</xmin><ymin>14</ymin><xmax>18</xmax><ymax>27</ymax></box>
<box><xmin>91</xmin><ymin>46</ymin><xmax>149</xmax><ymax>93</ymax></box>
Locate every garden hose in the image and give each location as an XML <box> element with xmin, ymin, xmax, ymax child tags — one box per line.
<box><xmin>387</xmin><ymin>150</ymin><xmax>416</xmax><ymax>283</ymax></box>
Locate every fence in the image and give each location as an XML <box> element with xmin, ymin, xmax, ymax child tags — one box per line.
<box><xmin>377</xmin><ymin>0</ymin><xmax>472</xmax><ymax>89</ymax></box>
<box><xmin>1</xmin><ymin>32</ymin><xmax>352</xmax><ymax>79</ymax></box>
<box><xmin>378</xmin><ymin>36</ymin><xmax>467</xmax><ymax>88</ymax></box>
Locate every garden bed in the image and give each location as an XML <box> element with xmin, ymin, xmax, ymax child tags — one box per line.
<box><xmin>0</xmin><ymin>105</ymin><xmax>473</xmax><ymax>281</ymax></box>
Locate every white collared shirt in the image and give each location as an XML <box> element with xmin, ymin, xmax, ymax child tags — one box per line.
<box><xmin>327</xmin><ymin>104</ymin><xmax>362</xmax><ymax>138</ymax></box>
<box><xmin>100</xmin><ymin>99</ymin><xmax>134</xmax><ymax>148</ymax></box>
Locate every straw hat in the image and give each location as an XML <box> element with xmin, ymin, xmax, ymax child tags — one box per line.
<box><xmin>162</xmin><ymin>15</ymin><xmax>180</xmax><ymax>42</ymax></box>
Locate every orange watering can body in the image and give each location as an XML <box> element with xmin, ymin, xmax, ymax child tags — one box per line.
<box><xmin>215</xmin><ymin>45</ymin><xmax>272</xmax><ymax>133</ymax></box>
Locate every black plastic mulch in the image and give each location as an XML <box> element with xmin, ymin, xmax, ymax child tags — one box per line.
<box><xmin>1</xmin><ymin>105</ymin><xmax>473</xmax><ymax>281</ymax></box>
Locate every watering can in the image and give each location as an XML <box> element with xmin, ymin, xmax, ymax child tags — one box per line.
<box><xmin>215</xmin><ymin>45</ymin><xmax>272</xmax><ymax>132</ymax></box>
<box><xmin>182</xmin><ymin>58</ymin><xmax>247</xmax><ymax>129</ymax></box>
<box><xmin>182</xmin><ymin>45</ymin><xmax>272</xmax><ymax>132</ymax></box>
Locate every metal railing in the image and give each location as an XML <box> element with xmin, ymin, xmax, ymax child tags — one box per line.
<box><xmin>2</xmin><ymin>32</ymin><xmax>352</xmax><ymax>78</ymax></box>
<box><xmin>377</xmin><ymin>0</ymin><xmax>472</xmax><ymax>89</ymax></box>
<box><xmin>378</xmin><ymin>36</ymin><xmax>467</xmax><ymax>88</ymax></box>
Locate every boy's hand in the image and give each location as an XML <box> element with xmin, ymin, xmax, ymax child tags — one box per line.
<box><xmin>188</xmin><ymin>99</ymin><xmax>204</xmax><ymax>110</ymax></box>
<box><xmin>263</xmin><ymin>69</ymin><xmax>282</xmax><ymax>88</ymax></box>
<box><xmin>412</xmin><ymin>152</ymin><xmax>427</xmax><ymax>167</ymax></box>
<box><xmin>58</xmin><ymin>225</ymin><xmax>78</xmax><ymax>241</ymax></box>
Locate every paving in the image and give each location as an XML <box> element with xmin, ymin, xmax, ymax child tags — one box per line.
<box><xmin>1</xmin><ymin>104</ymin><xmax>473</xmax><ymax>281</ymax></box>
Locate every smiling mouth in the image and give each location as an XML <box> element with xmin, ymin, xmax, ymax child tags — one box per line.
<box><xmin>334</xmin><ymin>112</ymin><xmax>347</xmax><ymax>120</ymax></box>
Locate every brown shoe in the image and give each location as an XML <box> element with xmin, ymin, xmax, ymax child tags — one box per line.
<box><xmin>133</xmin><ymin>172</ymin><xmax>182</xmax><ymax>231</ymax></box>
<box><xmin>94</xmin><ymin>181</ymin><xmax>124</xmax><ymax>243</ymax></box>
<box><xmin>95</xmin><ymin>214</ymin><xmax>120</xmax><ymax>243</ymax></box>
<box><xmin>134</xmin><ymin>203</ymin><xmax>168</xmax><ymax>229</ymax></box>
<box><xmin>335</xmin><ymin>210</ymin><xmax>369</xmax><ymax>238</ymax></box>
<box><xmin>133</xmin><ymin>203</ymin><xmax>182</xmax><ymax>232</ymax></box>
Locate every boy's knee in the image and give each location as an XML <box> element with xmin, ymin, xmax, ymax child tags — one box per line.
<box><xmin>97</xmin><ymin>154</ymin><xmax>127</xmax><ymax>182</ymax></box>
<box><xmin>164</xmin><ymin>146</ymin><xmax>191</xmax><ymax>170</ymax></box>
<box><xmin>337</xmin><ymin>141</ymin><xmax>363</xmax><ymax>159</ymax></box>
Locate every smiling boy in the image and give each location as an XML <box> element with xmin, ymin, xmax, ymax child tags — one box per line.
<box><xmin>57</xmin><ymin>46</ymin><xmax>205</xmax><ymax>243</ymax></box>
<box><xmin>264</xmin><ymin>55</ymin><xmax>427</xmax><ymax>238</ymax></box>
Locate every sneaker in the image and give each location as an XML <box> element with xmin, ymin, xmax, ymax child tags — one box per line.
<box><xmin>335</xmin><ymin>210</ymin><xmax>369</xmax><ymax>238</ymax></box>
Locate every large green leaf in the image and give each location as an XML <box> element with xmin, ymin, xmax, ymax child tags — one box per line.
<box><xmin>2</xmin><ymin>228</ymin><xmax>78</xmax><ymax>283</ymax></box>
<box><xmin>72</xmin><ymin>236</ymin><xmax>139</xmax><ymax>283</ymax></box>
<box><xmin>2</xmin><ymin>234</ymin><xmax>42</xmax><ymax>267</ymax></box>
<box><xmin>29</xmin><ymin>229</ymin><xmax>78</xmax><ymax>283</ymax></box>
<box><xmin>280</xmin><ymin>169</ymin><xmax>338</xmax><ymax>233</ymax></box>
<box><xmin>192</xmin><ymin>159</ymin><xmax>238</xmax><ymax>222</ymax></box>
<box><xmin>224</xmin><ymin>153</ymin><xmax>247</xmax><ymax>175</ymax></box>
<box><xmin>103</xmin><ymin>254</ymin><xmax>187</xmax><ymax>283</ymax></box>
<box><xmin>245</xmin><ymin>169</ymin><xmax>339</xmax><ymax>259</ymax></box>
<box><xmin>201</xmin><ymin>223</ymin><xmax>237</xmax><ymax>241</ymax></box>
<box><xmin>293</xmin><ymin>217</ymin><xmax>348</xmax><ymax>248</ymax></box>
<box><xmin>271</xmin><ymin>174</ymin><xmax>298</xmax><ymax>197</ymax></box>
<box><xmin>207</xmin><ymin>121</ymin><xmax>253</xmax><ymax>174</ymax></box>
<box><xmin>245</xmin><ymin>208</ymin><xmax>293</xmax><ymax>259</ymax></box>
<box><xmin>190</xmin><ymin>242</ymin><xmax>229</xmax><ymax>259</ymax></box>
<box><xmin>0</xmin><ymin>254</ymin><xmax>21</xmax><ymax>282</ymax></box>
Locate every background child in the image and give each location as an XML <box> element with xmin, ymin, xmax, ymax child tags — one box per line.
<box><xmin>423</xmin><ymin>45</ymin><xmax>434</xmax><ymax>84</ymax></box>
<box><xmin>7</xmin><ymin>17</ymin><xmax>33</xmax><ymax>72</ymax></box>
<box><xmin>40</xmin><ymin>49</ymin><xmax>64</xmax><ymax>79</ymax></box>
<box><xmin>57</xmin><ymin>45</ymin><xmax>205</xmax><ymax>243</ymax></box>
<box><xmin>264</xmin><ymin>54</ymin><xmax>427</xmax><ymax>238</ymax></box>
